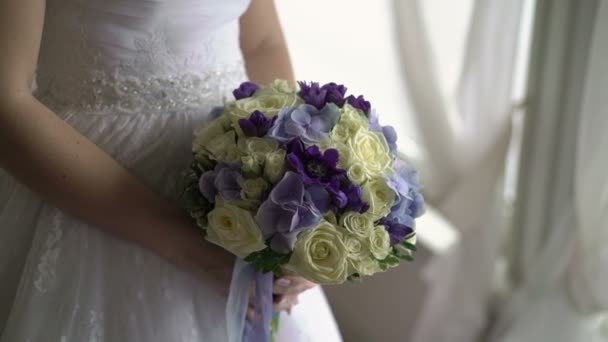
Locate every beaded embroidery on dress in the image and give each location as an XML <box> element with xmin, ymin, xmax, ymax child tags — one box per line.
<box><xmin>0</xmin><ymin>0</ymin><xmax>342</xmax><ymax>341</ymax></box>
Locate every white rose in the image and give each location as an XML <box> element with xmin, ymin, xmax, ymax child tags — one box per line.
<box><xmin>340</xmin><ymin>104</ymin><xmax>369</xmax><ymax>131</ymax></box>
<box><xmin>226</xmin><ymin>92</ymin><xmax>302</xmax><ymax>122</ymax></box>
<box><xmin>330</xmin><ymin>104</ymin><xmax>369</xmax><ymax>143</ymax></box>
<box><xmin>241</xmin><ymin>155</ymin><xmax>262</xmax><ymax>177</ymax></box>
<box><xmin>348</xmin><ymin>128</ymin><xmax>392</xmax><ymax>179</ymax></box>
<box><xmin>342</xmin><ymin>236</ymin><xmax>368</xmax><ymax>275</ymax></box>
<box><xmin>288</xmin><ymin>220</ymin><xmax>349</xmax><ymax>284</ymax></box>
<box><xmin>353</xmin><ymin>256</ymin><xmax>382</xmax><ymax>276</ymax></box>
<box><xmin>192</xmin><ymin>116</ymin><xmax>230</xmax><ymax>159</ymax></box>
<box><xmin>347</xmin><ymin>163</ymin><xmax>367</xmax><ymax>185</ymax></box>
<box><xmin>369</xmin><ymin>227</ymin><xmax>391</xmax><ymax>260</ymax></box>
<box><xmin>362</xmin><ymin>178</ymin><xmax>397</xmax><ymax>219</ymax></box>
<box><xmin>206</xmin><ymin>202</ymin><xmax>266</xmax><ymax>258</ymax></box>
<box><xmin>330</xmin><ymin>124</ymin><xmax>351</xmax><ymax>143</ymax></box>
<box><xmin>239</xmin><ymin>137</ymin><xmax>279</xmax><ymax>162</ymax></box>
<box><xmin>240</xmin><ymin>178</ymin><xmax>268</xmax><ymax>202</ymax></box>
<box><xmin>263</xmin><ymin>149</ymin><xmax>287</xmax><ymax>184</ymax></box>
<box><xmin>205</xmin><ymin>130</ymin><xmax>241</xmax><ymax>162</ymax></box>
<box><xmin>258</xmin><ymin>79</ymin><xmax>297</xmax><ymax>95</ymax></box>
<box><xmin>339</xmin><ymin>212</ymin><xmax>375</xmax><ymax>239</ymax></box>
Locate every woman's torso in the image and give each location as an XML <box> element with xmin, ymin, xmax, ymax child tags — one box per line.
<box><xmin>34</xmin><ymin>0</ymin><xmax>250</xmax><ymax>116</ymax></box>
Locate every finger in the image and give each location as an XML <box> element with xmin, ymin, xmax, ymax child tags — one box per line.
<box><xmin>273</xmin><ymin>295</ymin><xmax>299</xmax><ymax>312</ymax></box>
<box><xmin>273</xmin><ymin>293</ymin><xmax>285</xmax><ymax>304</ymax></box>
<box><xmin>247</xmin><ymin>306</ymin><xmax>256</xmax><ymax>321</ymax></box>
<box><xmin>273</xmin><ymin>277</ymin><xmax>292</xmax><ymax>294</ymax></box>
<box><xmin>274</xmin><ymin>277</ymin><xmax>316</xmax><ymax>295</ymax></box>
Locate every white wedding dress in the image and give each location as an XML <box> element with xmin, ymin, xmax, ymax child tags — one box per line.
<box><xmin>0</xmin><ymin>0</ymin><xmax>342</xmax><ymax>341</ymax></box>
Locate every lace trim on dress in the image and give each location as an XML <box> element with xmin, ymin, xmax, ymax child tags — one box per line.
<box><xmin>34</xmin><ymin>7</ymin><xmax>246</xmax><ymax>116</ymax></box>
<box><xmin>34</xmin><ymin>214</ymin><xmax>63</xmax><ymax>294</ymax></box>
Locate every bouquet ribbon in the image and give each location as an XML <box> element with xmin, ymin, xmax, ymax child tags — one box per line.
<box><xmin>227</xmin><ymin>259</ymin><xmax>274</xmax><ymax>342</ymax></box>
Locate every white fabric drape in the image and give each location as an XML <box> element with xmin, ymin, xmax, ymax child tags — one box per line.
<box><xmin>394</xmin><ymin>0</ymin><xmax>524</xmax><ymax>341</ymax></box>
<box><xmin>488</xmin><ymin>1</ymin><xmax>608</xmax><ymax>341</ymax></box>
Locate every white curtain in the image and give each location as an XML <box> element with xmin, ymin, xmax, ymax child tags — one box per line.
<box><xmin>394</xmin><ymin>0</ymin><xmax>525</xmax><ymax>341</ymax></box>
<box><xmin>487</xmin><ymin>1</ymin><xmax>608</xmax><ymax>340</ymax></box>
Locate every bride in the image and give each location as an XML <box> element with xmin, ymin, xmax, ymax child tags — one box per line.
<box><xmin>0</xmin><ymin>0</ymin><xmax>342</xmax><ymax>341</ymax></box>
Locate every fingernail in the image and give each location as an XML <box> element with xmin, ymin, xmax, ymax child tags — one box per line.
<box><xmin>275</xmin><ymin>278</ymin><xmax>291</xmax><ymax>287</ymax></box>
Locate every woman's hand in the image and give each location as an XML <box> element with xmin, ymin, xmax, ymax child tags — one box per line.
<box><xmin>162</xmin><ymin>219</ymin><xmax>236</xmax><ymax>296</ymax></box>
<box><xmin>245</xmin><ymin>271</ymin><xmax>317</xmax><ymax>320</ymax></box>
<box><xmin>272</xmin><ymin>271</ymin><xmax>317</xmax><ymax>312</ymax></box>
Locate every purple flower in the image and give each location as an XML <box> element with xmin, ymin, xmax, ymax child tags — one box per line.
<box><xmin>322</xmin><ymin>83</ymin><xmax>347</xmax><ymax>107</ymax></box>
<box><xmin>326</xmin><ymin>178</ymin><xmax>349</xmax><ymax>209</ymax></box>
<box><xmin>297</xmin><ymin>81</ymin><xmax>348</xmax><ymax>109</ymax></box>
<box><xmin>297</xmin><ymin>81</ymin><xmax>326</xmax><ymax>109</ymax></box>
<box><xmin>286</xmin><ymin>139</ymin><xmax>346</xmax><ymax>185</ymax></box>
<box><xmin>238</xmin><ymin>111</ymin><xmax>277</xmax><ymax>137</ymax></box>
<box><xmin>285</xmin><ymin>139</ymin><xmax>351</xmax><ymax>209</ymax></box>
<box><xmin>199</xmin><ymin>171</ymin><xmax>218</xmax><ymax>203</ymax></box>
<box><xmin>198</xmin><ymin>163</ymin><xmax>243</xmax><ymax>203</ymax></box>
<box><xmin>369</xmin><ymin>111</ymin><xmax>397</xmax><ymax>154</ymax></box>
<box><xmin>386</xmin><ymin>160</ymin><xmax>425</xmax><ymax>223</ymax></box>
<box><xmin>233</xmin><ymin>81</ymin><xmax>260</xmax><ymax>100</ymax></box>
<box><xmin>341</xmin><ymin>182</ymin><xmax>370</xmax><ymax>214</ymax></box>
<box><xmin>255</xmin><ymin>172</ymin><xmax>326</xmax><ymax>253</ymax></box>
<box><xmin>378</xmin><ymin>217</ymin><xmax>414</xmax><ymax>245</ymax></box>
<box><xmin>368</xmin><ymin>110</ymin><xmax>382</xmax><ymax>132</ymax></box>
<box><xmin>382</xmin><ymin>126</ymin><xmax>398</xmax><ymax>154</ymax></box>
<box><xmin>268</xmin><ymin>104</ymin><xmax>340</xmax><ymax>144</ymax></box>
<box><xmin>346</xmin><ymin>95</ymin><xmax>371</xmax><ymax>115</ymax></box>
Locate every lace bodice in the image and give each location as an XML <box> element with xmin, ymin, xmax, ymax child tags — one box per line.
<box><xmin>34</xmin><ymin>0</ymin><xmax>250</xmax><ymax>115</ymax></box>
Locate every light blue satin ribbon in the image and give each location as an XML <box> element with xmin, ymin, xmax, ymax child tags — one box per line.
<box><xmin>226</xmin><ymin>259</ymin><xmax>273</xmax><ymax>342</ymax></box>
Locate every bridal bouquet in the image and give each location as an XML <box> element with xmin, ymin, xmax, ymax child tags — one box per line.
<box><xmin>182</xmin><ymin>79</ymin><xmax>424</xmax><ymax>339</ymax></box>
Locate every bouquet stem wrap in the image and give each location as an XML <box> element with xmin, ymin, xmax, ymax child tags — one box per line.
<box><xmin>227</xmin><ymin>259</ymin><xmax>274</xmax><ymax>342</ymax></box>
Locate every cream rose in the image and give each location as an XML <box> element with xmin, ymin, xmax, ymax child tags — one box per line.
<box><xmin>205</xmin><ymin>130</ymin><xmax>240</xmax><ymax>162</ymax></box>
<box><xmin>288</xmin><ymin>220</ymin><xmax>349</xmax><ymax>284</ymax></box>
<box><xmin>341</xmin><ymin>104</ymin><xmax>370</xmax><ymax>131</ymax></box>
<box><xmin>347</xmin><ymin>128</ymin><xmax>392</xmax><ymax>179</ymax></box>
<box><xmin>206</xmin><ymin>203</ymin><xmax>266</xmax><ymax>258</ymax></box>
<box><xmin>226</xmin><ymin>92</ymin><xmax>302</xmax><ymax>122</ymax></box>
<box><xmin>240</xmin><ymin>178</ymin><xmax>268</xmax><ymax>202</ymax></box>
<box><xmin>330</xmin><ymin>104</ymin><xmax>369</xmax><ymax>143</ymax></box>
<box><xmin>347</xmin><ymin>163</ymin><xmax>367</xmax><ymax>185</ymax></box>
<box><xmin>192</xmin><ymin>116</ymin><xmax>230</xmax><ymax>159</ymax></box>
<box><xmin>241</xmin><ymin>155</ymin><xmax>262</xmax><ymax>177</ymax></box>
<box><xmin>342</xmin><ymin>236</ymin><xmax>368</xmax><ymax>274</ymax></box>
<box><xmin>369</xmin><ymin>227</ymin><xmax>391</xmax><ymax>260</ymax></box>
<box><xmin>339</xmin><ymin>212</ymin><xmax>375</xmax><ymax>239</ymax></box>
<box><xmin>263</xmin><ymin>149</ymin><xmax>287</xmax><ymax>184</ymax></box>
<box><xmin>330</xmin><ymin>124</ymin><xmax>351</xmax><ymax>143</ymax></box>
<box><xmin>353</xmin><ymin>256</ymin><xmax>382</xmax><ymax>276</ymax></box>
<box><xmin>239</xmin><ymin>137</ymin><xmax>279</xmax><ymax>162</ymax></box>
<box><xmin>257</xmin><ymin>79</ymin><xmax>297</xmax><ymax>95</ymax></box>
<box><xmin>362</xmin><ymin>178</ymin><xmax>397</xmax><ymax>219</ymax></box>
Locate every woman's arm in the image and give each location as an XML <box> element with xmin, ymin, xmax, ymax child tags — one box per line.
<box><xmin>240</xmin><ymin>0</ymin><xmax>295</xmax><ymax>85</ymax></box>
<box><xmin>0</xmin><ymin>0</ymin><xmax>232</xmax><ymax>285</ymax></box>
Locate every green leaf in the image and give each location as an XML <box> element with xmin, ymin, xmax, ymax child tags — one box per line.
<box><xmin>398</xmin><ymin>254</ymin><xmax>414</xmax><ymax>261</ymax></box>
<box><xmin>402</xmin><ymin>241</ymin><xmax>418</xmax><ymax>252</ymax></box>
<box><xmin>244</xmin><ymin>247</ymin><xmax>291</xmax><ymax>277</ymax></box>
<box><xmin>270</xmin><ymin>315</ymin><xmax>280</xmax><ymax>342</ymax></box>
